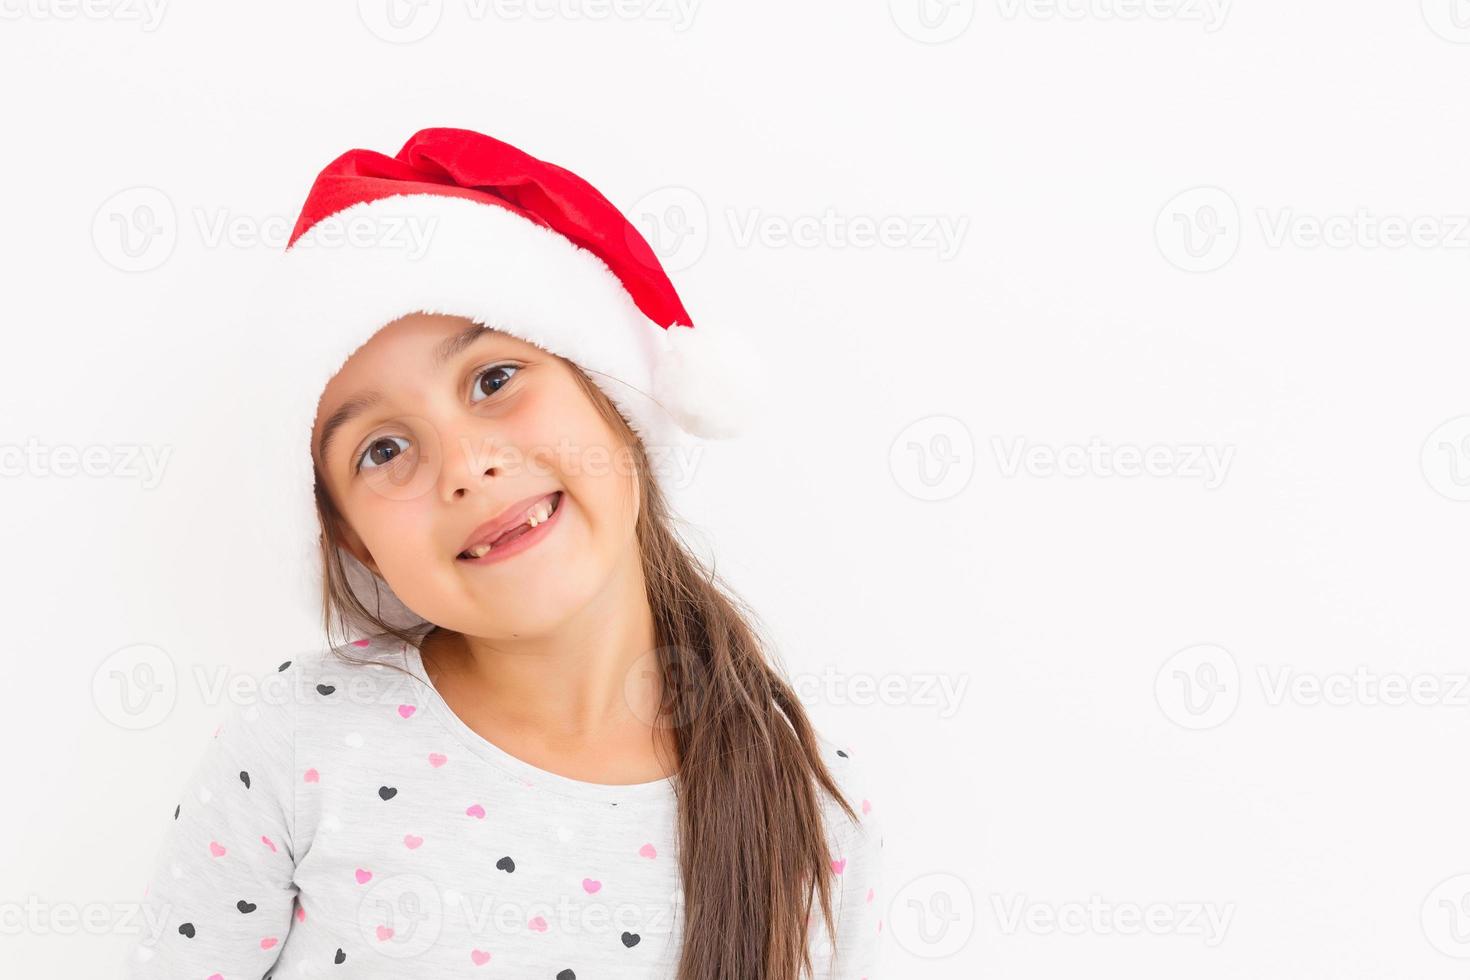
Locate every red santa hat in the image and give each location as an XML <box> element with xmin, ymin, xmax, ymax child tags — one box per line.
<box><xmin>245</xmin><ymin>126</ymin><xmax>757</xmax><ymax>636</ymax></box>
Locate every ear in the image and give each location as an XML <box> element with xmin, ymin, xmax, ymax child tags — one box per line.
<box><xmin>332</xmin><ymin>518</ymin><xmax>380</xmax><ymax>576</ymax></box>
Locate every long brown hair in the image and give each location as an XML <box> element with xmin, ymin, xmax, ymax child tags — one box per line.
<box><xmin>312</xmin><ymin>356</ymin><xmax>862</xmax><ymax>979</ymax></box>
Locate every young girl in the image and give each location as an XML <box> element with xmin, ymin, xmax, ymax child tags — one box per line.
<box><xmin>123</xmin><ymin>127</ymin><xmax>883</xmax><ymax>979</ymax></box>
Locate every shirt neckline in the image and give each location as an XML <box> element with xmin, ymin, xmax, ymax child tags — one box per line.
<box><xmin>394</xmin><ymin>631</ymin><xmax>680</xmax><ymax>808</ymax></box>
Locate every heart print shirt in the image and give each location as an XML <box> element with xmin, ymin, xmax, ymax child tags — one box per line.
<box><xmin>120</xmin><ymin>630</ymin><xmax>885</xmax><ymax>978</ymax></box>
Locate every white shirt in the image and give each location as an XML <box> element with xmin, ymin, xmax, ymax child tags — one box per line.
<box><xmin>121</xmin><ymin>631</ymin><xmax>885</xmax><ymax>978</ymax></box>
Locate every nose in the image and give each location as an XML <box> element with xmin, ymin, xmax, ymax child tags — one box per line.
<box><xmin>435</xmin><ymin>412</ymin><xmax>505</xmax><ymax>503</ymax></box>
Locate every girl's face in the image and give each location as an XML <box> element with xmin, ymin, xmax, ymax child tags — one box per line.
<box><xmin>311</xmin><ymin>312</ymin><xmax>641</xmax><ymax>638</ymax></box>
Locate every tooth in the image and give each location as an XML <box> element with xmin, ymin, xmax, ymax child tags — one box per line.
<box><xmin>465</xmin><ymin>543</ymin><xmax>492</xmax><ymax>559</ymax></box>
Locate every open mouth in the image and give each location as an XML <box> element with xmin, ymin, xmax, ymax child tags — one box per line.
<box><xmin>456</xmin><ymin>491</ymin><xmax>563</xmax><ymax>560</ymax></box>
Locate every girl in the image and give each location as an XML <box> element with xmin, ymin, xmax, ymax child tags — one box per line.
<box><xmin>123</xmin><ymin>127</ymin><xmax>883</xmax><ymax>979</ymax></box>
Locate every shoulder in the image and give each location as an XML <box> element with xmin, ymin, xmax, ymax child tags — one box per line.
<box><xmin>239</xmin><ymin>631</ymin><xmax>427</xmax><ymax>728</ymax></box>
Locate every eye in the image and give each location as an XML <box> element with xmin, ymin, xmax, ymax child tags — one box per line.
<box><xmin>470</xmin><ymin>363</ymin><xmax>521</xmax><ymax>403</ymax></box>
<box><xmin>356</xmin><ymin>435</ymin><xmax>410</xmax><ymax>473</ymax></box>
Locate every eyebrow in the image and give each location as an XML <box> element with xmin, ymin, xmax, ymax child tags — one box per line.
<box><xmin>316</xmin><ymin>323</ymin><xmax>493</xmax><ymax>464</ymax></box>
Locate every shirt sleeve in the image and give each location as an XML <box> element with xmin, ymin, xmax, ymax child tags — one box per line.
<box><xmin>821</xmin><ymin>747</ymin><xmax>886</xmax><ymax>979</ymax></box>
<box><xmin>121</xmin><ymin>679</ymin><xmax>299</xmax><ymax>979</ymax></box>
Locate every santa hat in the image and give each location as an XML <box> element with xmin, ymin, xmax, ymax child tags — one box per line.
<box><xmin>243</xmin><ymin>126</ymin><xmax>758</xmax><ymax>636</ymax></box>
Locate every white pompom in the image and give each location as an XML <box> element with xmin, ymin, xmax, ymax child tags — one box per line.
<box><xmin>652</xmin><ymin>322</ymin><xmax>762</xmax><ymax>440</ymax></box>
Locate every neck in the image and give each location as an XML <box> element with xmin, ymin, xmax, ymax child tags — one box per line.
<box><xmin>423</xmin><ymin>549</ymin><xmax>663</xmax><ymax>740</ymax></box>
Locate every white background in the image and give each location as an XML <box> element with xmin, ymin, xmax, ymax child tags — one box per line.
<box><xmin>4</xmin><ymin>1</ymin><xmax>1470</xmax><ymax>976</ymax></box>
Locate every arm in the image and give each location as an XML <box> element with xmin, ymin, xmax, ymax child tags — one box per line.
<box><xmin>121</xmin><ymin>681</ymin><xmax>299</xmax><ymax>978</ymax></box>
<box><xmin>821</xmin><ymin>748</ymin><xmax>886</xmax><ymax>979</ymax></box>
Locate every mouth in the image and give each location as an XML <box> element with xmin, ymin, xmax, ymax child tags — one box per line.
<box><xmin>456</xmin><ymin>491</ymin><xmax>564</xmax><ymax>561</ymax></box>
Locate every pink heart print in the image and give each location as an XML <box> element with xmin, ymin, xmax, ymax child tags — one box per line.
<box><xmin>471</xmin><ymin>949</ymin><xmax>491</xmax><ymax>965</ymax></box>
<box><xmin>397</xmin><ymin>704</ymin><xmax>416</xmax><ymax>719</ymax></box>
<box><xmin>303</xmin><ymin>768</ymin><xmax>319</xmax><ymax>783</ymax></box>
<box><xmin>830</xmin><ymin>858</ymin><xmax>847</xmax><ymax>875</ymax></box>
<box><xmin>428</xmin><ymin>753</ymin><xmax>448</xmax><ymax>767</ymax></box>
<box><xmin>208</xmin><ymin>841</ymin><xmax>226</xmax><ymax>858</ymax></box>
<box><xmin>404</xmin><ymin>834</ymin><xmax>424</xmax><ymax>850</ymax></box>
<box><xmin>528</xmin><ymin>916</ymin><xmax>548</xmax><ymax>932</ymax></box>
<box><xmin>355</xmin><ymin>868</ymin><xmax>373</xmax><ymax>884</ymax></box>
<box><xmin>466</xmin><ymin>803</ymin><xmax>486</xmax><ymax>819</ymax></box>
<box><xmin>582</xmin><ymin>878</ymin><xmax>601</xmax><ymax>894</ymax></box>
<box><xmin>376</xmin><ymin>925</ymin><xmax>394</xmax><ymax>941</ymax></box>
<box><xmin>638</xmin><ymin>843</ymin><xmax>657</xmax><ymax>859</ymax></box>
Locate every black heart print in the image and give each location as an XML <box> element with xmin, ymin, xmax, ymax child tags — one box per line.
<box><xmin>237</xmin><ymin>900</ymin><xmax>257</xmax><ymax>914</ymax></box>
<box><xmin>836</xmin><ymin>749</ymin><xmax>848</xmax><ymax>758</ymax></box>
<box><xmin>173</xmin><ymin>804</ymin><xmax>179</xmax><ymax>820</ymax></box>
<box><xmin>177</xmin><ymin>922</ymin><xmax>195</xmax><ymax>938</ymax></box>
<box><xmin>495</xmin><ymin>856</ymin><xmax>515</xmax><ymax>873</ymax></box>
<box><xmin>317</xmin><ymin>684</ymin><xmax>335</xmax><ymax>696</ymax></box>
<box><xmin>239</xmin><ymin>770</ymin><xmax>251</xmax><ymax>789</ymax></box>
<box><xmin>557</xmin><ymin>971</ymin><xmax>576</xmax><ymax>980</ymax></box>
<box><xmin>278</xmin><ymin>660</ymin><xmax>292</xmax><ymax>672</ymax></box>
<box><xmin>621</xmin><ymin>931</ymin><xmax>641</xmax><ymax>947</ymax></box>
<box><xmin>378</xmin><ymin>786</ymin><xmax>397</xmax><ymax>801</ymax></box>
<box><xmin>334</xmin><ymin>947</ymin><xmax>346</xmax><ymax>964</ymax></box>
